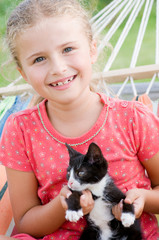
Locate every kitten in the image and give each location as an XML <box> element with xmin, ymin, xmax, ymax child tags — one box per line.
<box><xmin>65</xmin><ymin>142</ymin><xmax>142</xmax><ymax>240</ymax></box>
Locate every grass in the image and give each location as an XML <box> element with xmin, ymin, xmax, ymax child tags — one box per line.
<box><xmin>0</xmin><ymin>0</ymin><xmax>157</xmax><ymax>87</ymax></box>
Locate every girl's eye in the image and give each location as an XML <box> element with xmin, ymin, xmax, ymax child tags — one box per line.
<box><xmin>34</xmin><ymin>57</ymin><xmax>45</xmax><ymax>63</ymax></box>
<box><xmin>63</xmin><ymin>47</ymin><xmax>73</xmax><ymax>53</ymax></box>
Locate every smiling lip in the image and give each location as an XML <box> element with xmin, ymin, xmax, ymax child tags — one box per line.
<box><xmin>49</xmin><ymin>75</ymin><xmax>76</xmax><ymax>88</ymax></box>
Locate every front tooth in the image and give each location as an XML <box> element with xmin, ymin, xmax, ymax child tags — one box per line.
<box><xmin>52</xmin><ymin>76</ymin><xmax>74</xmax><ymax>87</ymax></box>
<box><xmin>64</xmin><ymin>80</ymin><xmax>69</xmax><ymax>85</ymax></box>
<box><xmin>57</xmin><ymin>82</ymin><xmax>63</xmax><ymax>86</ymax></box>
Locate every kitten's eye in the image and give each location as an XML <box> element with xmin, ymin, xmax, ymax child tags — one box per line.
<box><xmin>63</xmin><ymin>47</ymin><xmax>73</xmax><ymax>53</ymax></box>
<box><xmin>34</xmin><ymin>57</ymin><xmax>45</xmax><ymax>63</ymax></box>
<box><xmin>78</xmin><ymin>171</ymin><xmax>85</xmax><ymax>177</ymax></box>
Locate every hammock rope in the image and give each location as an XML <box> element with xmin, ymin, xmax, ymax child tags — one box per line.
<box><xmin>97</xmin><ymin>0</ymin><xmax>137</xmax><ymax>56</ymax></box>
<box><xmin>117</xmin><ymin>0</ymin><xmax>154</xmax><ymax>97</ymax></box>
<box><xmin>103</xmin><ymin>0</ymin><xmax>145</xmax><ymax>71</ymax></box>
<box><xmin>130</xmin><ymin>0</ymin><xmax>154</xmax><ymax>68</ymax></box>
<box><xmin>90</xmin><ymin>0</ymin><xmax>159</xmax><ymax>98</ymax></box>
<box><xmin>93</xmin><ymin>0</ymin><xmax>127</xmax><ymax>38</ymax></box>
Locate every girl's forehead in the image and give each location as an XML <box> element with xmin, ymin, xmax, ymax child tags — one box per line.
<box><xmin>16</xmin><ymin>16</ymin><xmax>90</xmax><ymax>58</ymax></box>
<box><xmin>33</xmin><ymin>16</ymin><xmax>82</xmax><ymax>33</ymax></box>
<box><xmin>18</xmin><ymin>16</ymin><xmax>86</xmax><ymax>42</ymax></box>
<box><xmin>17</xmin><ymin>16</ymin><xmax>89</xmax><ymax>46</ymax></box>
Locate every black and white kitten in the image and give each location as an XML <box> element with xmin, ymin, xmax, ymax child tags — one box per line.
<box><xmin>65</xmin><ymin>142</ymin><xmax>142</xmax><ymax>240</ymax></box>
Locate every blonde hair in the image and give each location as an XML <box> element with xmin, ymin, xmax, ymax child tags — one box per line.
<box><xmin>6</xmin><ymin>0</ymin><xmax>94</xmax><ymax>68</ymax></box>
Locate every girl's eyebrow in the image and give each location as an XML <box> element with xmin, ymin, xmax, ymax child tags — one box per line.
<box><xmin>58</xmin><ymin>41</ymin><xmax>78</xmax><ymax>49</ymax></box>
<box><xmin>62</xmin><ymin>41</ymin><xmax>78</xmax><ymax>45</ymax></box>
<box><xmin>26</xmin><ymin>41</ymin><xmax>78</xmax><ymax>60</ymax></box>
<box><xmin>26</xmin><ymin>52</ymin><xmax>45</xmax><ymax>60</ymax></box>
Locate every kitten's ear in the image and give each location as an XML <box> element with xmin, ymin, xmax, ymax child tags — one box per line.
<box><xmin>65</xmin><ymin>143</ymin><xmax>81</xmax><ymax>159</ymax></box>
<box><xmin>86</xmin><ymin>143</ymin><xmax>103</xmax><ymax>164</ymax></box>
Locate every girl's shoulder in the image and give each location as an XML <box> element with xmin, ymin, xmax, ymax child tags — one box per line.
<box><xmin>100</xmin><ymin>93</ymin><xmax>139</xmax><ymax>111</ymax></box>
<box><xmin>3</xmin><ymin>99</ymin><xmax>47</xmax><ymax>134</ymax></box>
<box><xmin>99</xmin><ymin>93</ymin><xmax>158</xmax><ymax>121</ymax></box>
<box><xmin>7</xmin><ymin>98</ymin><xmax>46</xmax><ymax>122</ymax></box>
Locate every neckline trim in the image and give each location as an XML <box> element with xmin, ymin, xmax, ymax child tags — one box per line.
<box><xmin>37</xmin><ymin>93</ymin><xmax>110</xmax><ymax>146</ymax></box>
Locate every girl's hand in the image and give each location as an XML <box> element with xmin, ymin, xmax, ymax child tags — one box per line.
<box><xmin>60</xmin><ymin>187</ymin><xmax>94</xmax><ymax>216</ymax></box>
<box><xmin>80</xmin><ymin>190</ymin><xmax>94</xmax><ymax>215</ymax></box>
<box><xmin>60</xmin><ymin>185</ymin><xmax>72</xmax><ymax>211</ymax></box>
<box><xmin>112</xmin><ymin>199</ymin><xmax>123</xmax><ymax>221</ymax></box>
<box><xmin>112</xmin><ymin>188</ymin><xmax>146</xmax><ymax>220</ymax></box>
<box><xmin>124</xmin><ymin>188</ymin><xmax>145</xmax><ymax>218</ymax></box>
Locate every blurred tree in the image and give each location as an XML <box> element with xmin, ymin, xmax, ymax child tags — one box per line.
<box><xmin>0</xmin><ymin>0</ymin><xmax>112</xmax><ymax>37</ymax></box>
<box><xmin>81</xmin><ymin>0</ymin><xmax>112</xmax><ymax>16</ymax></box>
<box><xmin>0</xmin><ymin>0</ymin><xmax>22</xmax><ymax>36</ymax></box>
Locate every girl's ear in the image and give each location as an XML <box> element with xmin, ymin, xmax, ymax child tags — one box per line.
<box><xmin>90</xmin><ymin>39</ymin><xmax>97</xmax><ymax>64</ymax></box>
<box><xmin>17</xmin><ymin>67</ymin><xmax>28</xmax><ymax>82</ymax></box>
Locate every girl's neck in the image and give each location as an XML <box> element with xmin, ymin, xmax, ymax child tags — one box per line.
<box><xmin>46</xmin><ymin>90</ymin><xmax>103</xmax><ymax>138</ymax></box>
<box><xmin>47</xmin><ymin>90</ymin><xmax>97</xmax><ymax>116</ymax></box>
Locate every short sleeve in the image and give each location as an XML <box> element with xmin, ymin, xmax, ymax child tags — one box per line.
<box><xmin>132</xmin><ymin>101</ymin><xmax>159</xmax><ymax>161</ymax></box>
<box><xmin>0</xmin><ymin>114</ymin><xmax>32</xmax><ymax>171</ymax></box>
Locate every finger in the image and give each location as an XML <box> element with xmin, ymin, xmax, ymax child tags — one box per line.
<box><xmin>80</xmin><ymin>191</ymin><xmax>94</xmax><ymax>215</ymax></box>
<box><xmin>66</xmin><ymin>191</ymin><xmax>72</xmax><ymax>198</ymax></box>
<box><xmin>80</xmin><ymin>190</ymin><xmax>93</xmax><ymax>206</ymax></box>
<box><xmin>60</xmin><ymin>186</ymin><xmax>72</xmax><ymax>199</ymax></box>
<box><xmin>84</xmin><ymin>190</ymin><xmax>93</xmax><ymax>201</ymax></box>
<box><xmin>125</xmin><ymin>190</ymin><xmax>138</xmax><ymax>204</ymax></box>
<box><xmin>60</xmin><ymin>195</ymin><xmax>68</xmax><ymax>210</ymax></box>
<box><xmin>112</xmin><ymin>200</ymin><xmax>123</xmax><ymax>221</ymax></box>
<box><xmin>124</xmin><ymin>197</ymin><xmax>132</xmax><ymax>204</ymax></box>
<box><xmin>134</xmin><ymin>205</ymin><xmax>142</xmax><ymax>218</ymax></box>
<box><xmin>112</xmin><ymin>205</ymin><xmax>120</xmax><ymax>220</ymax></box>
<box><xmin>80</xmin><ymin>194</ymin><xmax>86</xmax><ymax>205</ymax></box>
<box><xmin>133</xmin><ymin>197</ymin><xmax>144</xmax><ymax>218</ymax></box>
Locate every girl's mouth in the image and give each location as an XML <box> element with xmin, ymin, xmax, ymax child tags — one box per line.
<box><xmin>50</xmin><ymin>75</ymin><xmax>76</xmax><ymax>87</ymax></box>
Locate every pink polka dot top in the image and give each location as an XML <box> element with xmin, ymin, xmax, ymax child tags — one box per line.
<box><xmin>0</xmin><ymin>93</ymin><xmax>159</xmax><ymax>240</ymax></box>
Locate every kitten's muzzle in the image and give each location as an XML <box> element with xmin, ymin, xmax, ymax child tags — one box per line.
<box><xmin>68</xmin><ymin>181</ymin><xmax>73</xmax><ymax>189</ymax></box>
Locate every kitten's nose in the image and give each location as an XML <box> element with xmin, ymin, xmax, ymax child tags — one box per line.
<box><xmin>69</xmin><ymin>181</ymin><xmax>73</xmax><ymax>187</ymax></box>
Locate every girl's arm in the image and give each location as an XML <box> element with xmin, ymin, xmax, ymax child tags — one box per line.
<box><xmin>126</xmin><ymin>151</ymin><xmax>159</xmax><ymax>215</ymax></box>
<box><xmin>6</xmin><ymin>167</ymin><xmax>94</xmax><ymax>238</ymax></box>
<box><xmin>6</xmin><ymin>167</ymin><xmax>66</xmax><ymax>238</ymax></box>
<box><xmin>112</xmin><ymin>151</ymin><xmax>159</xmax><ymax>220</ymax></box>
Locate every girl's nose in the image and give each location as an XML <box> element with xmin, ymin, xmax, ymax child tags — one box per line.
<box><xmin>50</xmin><ymin>55</ymin><xmax>67</xmax><ymax>75</ymax></box>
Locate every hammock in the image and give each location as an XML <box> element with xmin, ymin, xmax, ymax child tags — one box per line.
<box><xmin>0</xmin><ymin>0</ymin><xmax>159</xmax><ymax>236</ymax></box>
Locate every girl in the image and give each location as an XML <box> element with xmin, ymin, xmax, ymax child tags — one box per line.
<box><xmin>0</xmin><ymin>0</ymin><xmax>159</xmax><ymax>239</ymax></box>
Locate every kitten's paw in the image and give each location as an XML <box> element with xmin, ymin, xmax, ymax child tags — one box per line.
<box><xmin>65</xmin><ymin>209</ymin><xmax>83</xmax><ymax>222</ymax></box>
<box><xmin>121</xmin><ymin>213</ymin><xmax>135</xmax><ymax>227</ymax></box>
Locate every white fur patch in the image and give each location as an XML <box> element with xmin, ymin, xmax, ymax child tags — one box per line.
<box><xmin>68</xmin><ymin>170</ymin><xmax>81</xmax><ymax>190</ymax></box>
<box><xmin>65</xmin><ymin>209</ymin><xmax>83</xmax><ymax>222</ymax></box>
<box><xmin>89</xmin><ymin>198</ymin><xmax>113</xmax><ymax>240</ymax></box>
<box><xmin>89</xmin><ymin>174</ymin><xmax>112</xmax><ymax>196</ymax></box>
<box><xmin>86</xmin><ymin>175</ymin><xmax>114</xmax><ymax>240</ymax></box>
<box><xmin>121</xmin><ymin>212</ymin><xmax>135</xmax><ymax>227</ymax></box>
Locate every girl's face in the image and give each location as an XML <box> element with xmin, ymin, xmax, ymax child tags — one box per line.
<box><xmin>17</xmin><ymin>16</ymin><xmax>97</xmax><ymax>105</ymax></box>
